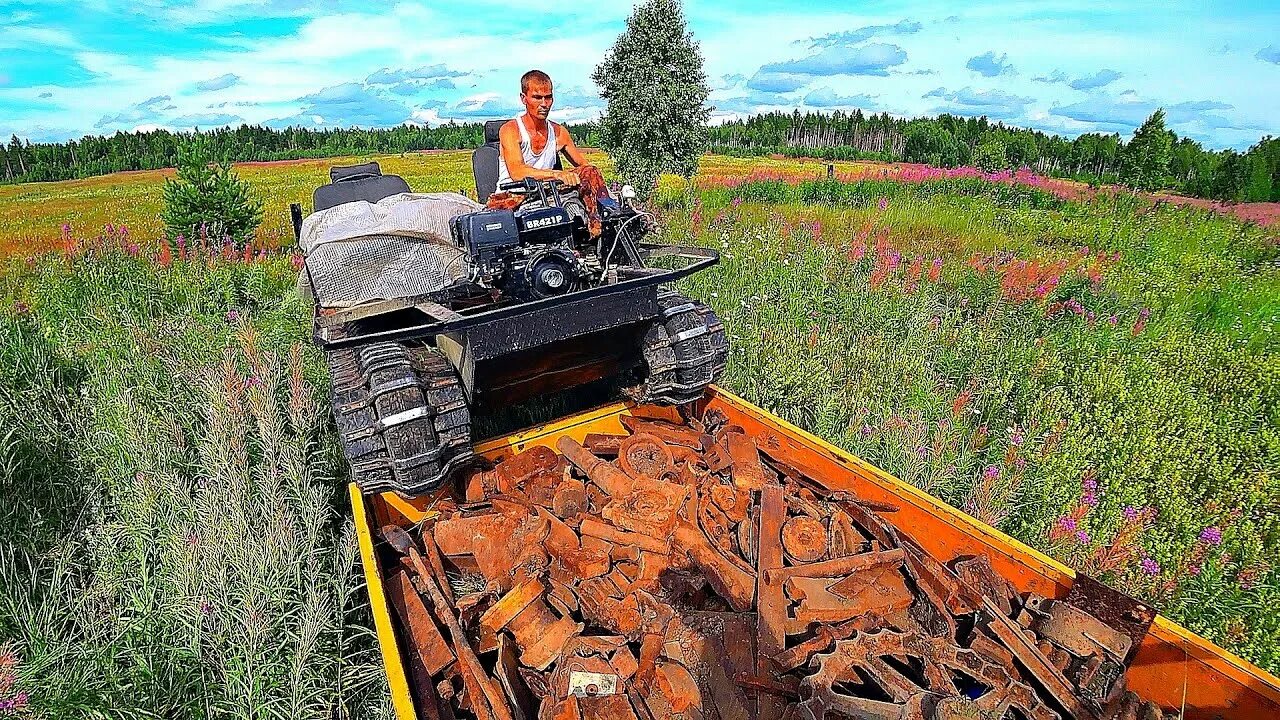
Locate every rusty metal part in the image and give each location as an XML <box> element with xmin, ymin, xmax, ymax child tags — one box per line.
<box><xmin>802</xmin><ymin>630</ymin><xmax>1057</xmax><ymax>720</ymax></box>
<box><xmin>665</xmin><ymin>613</ymin><xmax>754</xmax><ymax>720</ymax></box>
<box><xmin>764</xmin><ymin>548</ymin><xmax>905</xmax><ymax>584</ymax></box>
<box><xmin>672</xmin><ymin>521</ymin><xmax>755</xmax><ymax>612</ymax></box>
<box><xmin>621</xmin><ymin>414</ymin><xmax>704</xmax><ymax>448</ymax></box>
<box><xmin>383</xmin><ymin>525</ymin><xmax>515</xmax><ymax>720</ymax></box>
<box><xmin>757</xmin><ymin>483</ymin><xmax>788</xmax><ymax>720</ymax></box>
<box><xmin>617</xmin><ymin>433</ymin><xmax>675</xmax><ymax>482</ymax></box>
<box><xmin>826</xmin><ymin>510</ymin><xmax>864</xmax><ymax>558</ymax></box>
<box><xmin>584</xmin><ymin>433</ymin><xmax>627</xmax><ymax>457</ymax></box>
<box><xmin>1064</xmin><ymin>574</ymin><xmax>1156</xmax><ymax>666</ymax></box>
<box><xmin>983</xmin><ymin>597</ymin><xmax>1098</xmax><ymax>720</ymax></box>
<box><xmin>781</xmin><ymin>516</ymin><xmax>829</xmax><ymax>564</ymax></box>
<box><xmin>725</xmin><ymin>430</ymin><xmax>770</xmax><ymax>489</ymax></box>
<box><xmin>387</xmin><ymin>568</ymin><xmax>456</xmax><ymax>676</ymax></box>
<box><xmin>602</xmin><ymin>480</ymin><xmax>688</xmax><ymax>539</ymax></box>
<box><xmin>557</xmin><ymin>436</ymin><xmax>633</xmax><ymax>495</ymax></box>
<box><xmin>951</xmin><ymin>555</ymin><xmax>1015</xmax><ymax>617</ymax></box>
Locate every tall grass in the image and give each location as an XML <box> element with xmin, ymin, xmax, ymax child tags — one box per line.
<box><xmin>0</xmin><ymin>241</ymin><xmax>389</xmax><ymax>718</ymax></box>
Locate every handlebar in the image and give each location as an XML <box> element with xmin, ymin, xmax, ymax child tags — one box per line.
<box><xmin>498</xmin><ymin>177</ymin><xmax>563</xmax><ymax>193</ymax></box>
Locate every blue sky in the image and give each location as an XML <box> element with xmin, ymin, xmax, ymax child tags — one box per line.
<box><xmin>1</xmin><ymin>0</ymin><xmax>1277</xmax><ymax>149</ymax></box>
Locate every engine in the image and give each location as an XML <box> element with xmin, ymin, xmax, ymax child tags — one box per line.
<box><xmin>449</xmin><ymin>203</ymin><xmax>592</xmax><ymax>301</ymax></box>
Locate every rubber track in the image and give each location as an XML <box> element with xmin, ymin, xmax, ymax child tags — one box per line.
<box><xmin>630</xmin><ymin>290</ymin><xmax>729</xmax><ymax>405</ymax></box>
<box><xmin>327</xmin><ymin>341</ymin><xmax>473</xmax><ymax>495</ymax></box>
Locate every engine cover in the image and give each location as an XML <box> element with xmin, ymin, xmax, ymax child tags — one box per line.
<box><xmin>451</xmin><ymin>209</ymin><xmax>519</xmax><ymax>275</ymax></box>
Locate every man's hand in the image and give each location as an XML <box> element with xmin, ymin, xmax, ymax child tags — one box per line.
<box><xmin>554</xmin><ymin>169</ymin><xmax>580</xmax><ymax>186</ymax></box>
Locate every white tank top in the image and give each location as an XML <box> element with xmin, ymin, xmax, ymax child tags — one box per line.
<box><xmin>496</xmin><ymin>113</ymin><xmax>559</xmax><ymax>188</ymax></box>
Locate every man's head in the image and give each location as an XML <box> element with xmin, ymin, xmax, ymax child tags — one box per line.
<box><xmin>520</xmin><ymin>69</ymin><xmax>553</xmax><ymax>120</ymax></box>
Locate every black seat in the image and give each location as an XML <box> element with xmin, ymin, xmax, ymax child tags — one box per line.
<box><xmin>472</xmin><ymin>119</ymin><xmax>563</xmax><ymax>203</ymax></box>
<box><xmin>313</xmin><ymin>161</ymin><xmax>411</xmax><ymax>212</ymax></box>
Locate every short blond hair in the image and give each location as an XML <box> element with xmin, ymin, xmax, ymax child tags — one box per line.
<box><xmin>521</xmin><ymin>69</ymin><xmax>552</xmax><ymax>93</ymax></box>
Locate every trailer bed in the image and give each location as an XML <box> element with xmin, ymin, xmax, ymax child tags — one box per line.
<box><xmin>352</xmin><ymin>386</ymin><xmax>1280</xmax><ymax>720</ymax></box>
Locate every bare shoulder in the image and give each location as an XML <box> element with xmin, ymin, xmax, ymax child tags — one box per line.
<box><xmin>499</xmin><ymin>119</ymin><xmax>519</xmax><ymax>139</ymax></box>
<box><xmin>555</xmin><ymin>122</ymin><xmax>576</xmax><ymax>145</ymax></box>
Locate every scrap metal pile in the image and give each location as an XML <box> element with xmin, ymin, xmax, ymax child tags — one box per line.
<box><xmin>379</xmin><ymin>409</ymin><xmax>1170</xmax><ymax>720</ymax></box>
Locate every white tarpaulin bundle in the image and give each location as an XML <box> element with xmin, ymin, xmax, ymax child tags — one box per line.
<box><xmin>299</xmin><ymin>192</ymin><xmax>483</xmax><ymax>308</ymax></box>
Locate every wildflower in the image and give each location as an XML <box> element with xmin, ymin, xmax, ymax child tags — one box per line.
<box><xmin>1122</xmin><ymin>505</ymin><xmax>1141</xmax><ymax>521</ymax></box>
<box><xmin>125</xmin><ymin>242</ymin><xmax>140</xmax><ymax>256</ymax></box>
<box><xmin>1132</xmin><ymin>307</ymin><xmax>1151</xmax><ymax>336</ymax></box>
<box><xmin>1074</xmin><ymin>530</ymin><xmax>1090</xmax><ymax>544</ymax></box>
<box><xmin>1082</xmin><ymin>475</ymin><xmax>1098</xmax><ymax>492</ymax></box>
<box><xmin>1107</xmin><ymin>315</ymin><xmax>1118</xmax><ymax>327</ymax></box>
<box><xmin>1057</xmin><ymin>516</ymin><xmax>1078</xmax><ymax>532</ymax></box>
<box><xmin>1082</xmin><ymin>492</ymin><xmax>1098</xmax><ymax>507</ymax></box>
<box><xmin>1140</xmin><ymin>557</ymin><xmax>1160</xmax><ymax>575</ymax></box>
<box><xmin>1199</xmin><ymin>526</ymin><xmax>1223</xmax><ymax>545</ymax></box>
<box><xmin>60</xmin><ymin>222</ymin><xmax>71</xmax><ymax>237</ymax></box>
<box><xmin>859</xmin><ymin>424</ymin><xmax>873</xmax><ymax>437</ymax></box>
<box><xmin>982</xmin><ymin>465</ymin><xmax>1000</xmax><ymax>480</ymax></box>
<box><xmin>291</xmin><ymin>253</ymin><xmax>306</xmax><ymax>270</ymax></box>
<box><xmin>915</xmin><ymin>446</ymin><xmax>929</xmax><ymax>457</ymax></box>
<box><xmin>11</xmin><ymin>301</ymin><xmax>29</xmax><ymax>316</ymax></box>
<box><xmin>245</xmin><ymin>375</ymin><xmax>261</xmax><ymax>389</ymax></box>
<box><xmin>225</xmin><ymin>309</ymin><xmax>241</xmax><ymax>323</ymax></box>
<box><xmin>928</xmin><ymin>257</ymin><xmax>942</xmax><ymax>282</ymax></box>
<box><xmin>731</xmin><ymin>197</ymin><xmax>743</xmax><ymax>208</ymax></box>
<box><xmin>1009</xmin><ymin>431</ymin><xmax>1024</xmax><ymax>446</ymax></box>
<box><xmin>0</xmin><ymin>692</ymin><xmax>29</xmax><ymax>713</ymax></box>
<box><xmin>877</xmin><ymin>196</ymin><xmax>888</xmax><ymax>211</ymax></box>
<box><xmin>691</xmin><ymin>210</ymin><xmax>702</xmax><ymax>227</ymax></box>
<box><xmin>200</xmin><ymin>600</ymin><xmax>214</xmax><ymax>615</ymax></box>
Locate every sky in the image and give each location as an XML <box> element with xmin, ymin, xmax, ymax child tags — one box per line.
<box><xmin>1</xmin><ymin>0</ymin><xmax>1278</xmax><ymax>150</ymax></box>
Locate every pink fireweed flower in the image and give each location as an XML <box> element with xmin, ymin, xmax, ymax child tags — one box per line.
<box><xmin>859</xmin><ymin>425</ymin><xmax>874</xmax><ymax>437</ymax></box>
<box><xmin>1108</xmin><ymin>315</ymin><xmax>1118</xmax><ymax>327</ymax></box>
<box><xmin>1140</xmin><ymin>557</ymin><xmax>1160</xmax><ymax>575</ymax></box>
<box><xmin>877</xmin><ymin>197</ymin><xmax>888</xmax><ymax>211</ymax></box>
<box><xmin>1074</xmin><ymin>530</ymin><xmax>1090</xmax><ymax>543</ymax></box>
<box><xmin>731</xmin><ymin>197</ymin><xmax>743</xmax><ymax>208</ymax></box>
<box><xmin>1122</xmin><ymin>505</ymin><xmax>1142</xmax><ymax>521</ymax></box>
<box><xmin>225</xmin><ymin>310</ymin><xmax>241</xmax><ymax>323</ymax></box>
<box><xmin>1082</xmin><ymin>492</ymin><xmax>1098</xmax><ymax>507</ymax></box>
<box><xmin>1082</xmin><ymin>477</ymin><xmax>1098</xmax><ymax>492</ymax></box>
<box><xmin>1057</xmin><ymin>516</ymin><xmax>1078</xmax><ymax>532</ymax></box>
<box><xmin>1199</xmin><ymin>526</ymin><xmax>1223</xmax><ymax>545</ymax></box>
<box><xmin>290</xmin><ymin>253</ymin><xmax>305</xmax><ymax>270</ymax></box>
<box><xmin>982</xmin><ymin>465</ymin><xmax>1000</xmax><ymax>480</ymax></box>
<box><xmin>1132</xmin><ymin>307</ymin><xmax>1151</xmax><ymax>336</ymax></box>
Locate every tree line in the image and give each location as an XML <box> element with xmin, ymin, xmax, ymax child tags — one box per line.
<box><xmin>707</xmin><ymin>109</ymin><xmax>1279</xmax><ymax>203</ymax></box>
<box><xmin>3</xmin><ymin>109</ymin><xmax>1277</xmax><ymax>203</ymax></box>
<box><xmin>0</xmin><ymin>122</ymin><xmax>602</xmax><ymax>185</ymax></box>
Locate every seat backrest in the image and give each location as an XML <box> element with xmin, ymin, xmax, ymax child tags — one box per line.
<box><xmin>313</xmin><ymin>161</ymin><xmax>411</xmax><ymax>211</ymax></box>
<box><xmin>472</xmin><ymin>119</ymin><xmax>563</xmax><ymax>203</ymax></box>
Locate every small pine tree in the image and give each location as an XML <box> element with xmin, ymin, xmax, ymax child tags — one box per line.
<box><xmin>162</xmin><ymin>137</ymin><xmax>262</xmax><ymax>245</ymax></box>
<box><xmin>591</xmin><ymin>0</ymin><xmax>711</xmax><ymax>198</ymax></box>
<box><xmin>1119</xmin><ymin>110</ymin><xmax>1173</xmax><ymax>191</ymax></box>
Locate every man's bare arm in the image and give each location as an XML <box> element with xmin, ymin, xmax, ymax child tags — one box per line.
<box><xmin>499</xmin><ymin>121</ymin><xmax>576</xmax><ymax>184</ymax></box>
<box><xmin>557</xmin><ymin>125</ymin><xmax>589</xmax><ymax>168</ymax></box>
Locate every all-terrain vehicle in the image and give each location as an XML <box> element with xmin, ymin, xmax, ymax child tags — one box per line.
<box><xmin>291</xmin><ymin>120</ymin><xmax>728</xmax><ymax>496</ymax></box>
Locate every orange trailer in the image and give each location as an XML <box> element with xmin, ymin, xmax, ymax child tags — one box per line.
<box><xmin>352</xmin><ymin>386</ymin><xmax>1280</xmax><ymax>720</ymax></box>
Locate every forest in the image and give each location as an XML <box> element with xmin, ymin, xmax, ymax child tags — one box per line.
<box><xmin>3</xmin><ymin>109</ymin><xmax>1277</xmax><ymax>203</ymax></box>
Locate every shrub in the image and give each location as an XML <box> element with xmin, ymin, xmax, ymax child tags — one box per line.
<box><xmin>162</xmin><ymin>137</ymin><xmax>263</xmax><ymax>246</ymax></box>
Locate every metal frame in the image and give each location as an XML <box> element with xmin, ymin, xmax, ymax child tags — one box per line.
<box><xmin>314</xmin><ymin>242</ymin><xmax>719</xmax><ymax>350</ymax></box>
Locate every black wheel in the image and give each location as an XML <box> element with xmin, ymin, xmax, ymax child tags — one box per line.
<box><xmin>627</xmin><ymin>290</ymin><xmax>729</xmax><ymax>405</ymax></box>
<box><xmin>328</xmin><ymin>342</ymin><xmax>473</xmax><ymax>495</ymax></box>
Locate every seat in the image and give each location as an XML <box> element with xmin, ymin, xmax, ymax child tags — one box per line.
<box><xmin>472</xmin><ymin>119</ymin><xmax>562</xmax><ymax>203</ymax></box>
<box><xmin>313</xmin><ymin>161</ymin><xmax>412</xmax><ymax>212</ymax></box>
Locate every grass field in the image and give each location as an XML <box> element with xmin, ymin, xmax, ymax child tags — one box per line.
<box><xmin>1</xmin><ymin>151</ymin><xmax>1277</xmax><ymax>718</ymax></box>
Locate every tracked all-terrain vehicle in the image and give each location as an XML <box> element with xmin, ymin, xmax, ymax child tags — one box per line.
<box><xmin>291</xmin><ymin>121</ymin><xmax>728</xmax><ymax>496</ymax></box>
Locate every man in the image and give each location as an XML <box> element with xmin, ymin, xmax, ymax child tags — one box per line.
<box><xmin>497</xmin><ymin>70</ymin><xmax>588</xmax><ymax>188</ymax></box>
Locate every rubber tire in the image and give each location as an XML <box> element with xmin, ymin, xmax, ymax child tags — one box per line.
<box><xmin>328</xmin><ymin>342</ymin><xmax>473</xmax><ymax>496</ymax></box>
